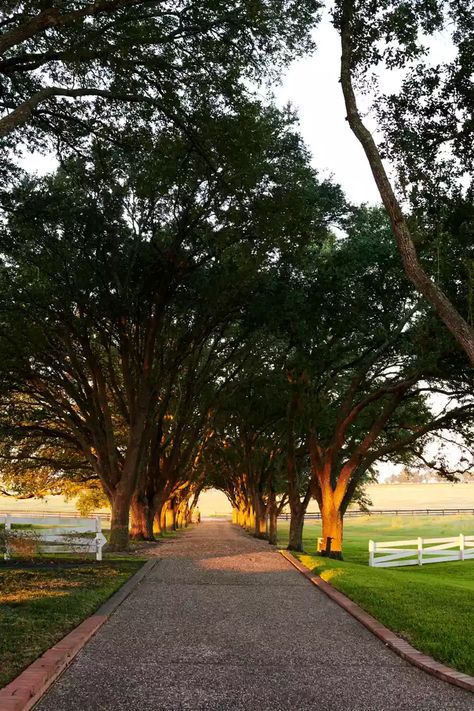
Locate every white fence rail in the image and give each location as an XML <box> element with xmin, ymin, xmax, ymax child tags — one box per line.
<box><xmin>0</xmin><ymin>514</ymin><xmax>106</xmax><ymax>561</ymax></box>
<box><xmin>369</xmin><ymin>534</ymin><xmax>474</xmax><ymax>568</ymax></box>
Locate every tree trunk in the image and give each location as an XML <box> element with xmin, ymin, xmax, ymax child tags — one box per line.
<box><xmin>245</xmin><ymin>506</ymin><xmax>254</xmax><ymax>531</ymax></box>
<box><xmin>176</xmin><ymin>506</ymin><xmax>184</xmax><ymax>529</ymax></box>
<box><xmin>130</xmin><ymin>494</ymin><xmax>155</xmax><ymax>541</ymax></box>
<box><xmin>254</xmin><ymin>513</ymin><xmax>267</xmax><ymax>539</ymax></box>
<box><xmin>181</xmin><ymin>503</ymin><xmax>190</xmax><ymax>527</ymax></box>
<box><xmin>253</xmin><ymin>497</ymin><xmax>267</xmax><ymax>539</ymax></box>
<box><xmin>320</xmin><ymin>489</ymin><xmax>344</xmax><ymax>559</ymax></box>
<box><xmin>268</xmin><ymin>508</ymin><xmax>278</xmax><ymax>545</ymax></box>
<box><xmin>157</xmin><ymin>503</ymin><xmax>167</xmax><ymax>534</ymax></box>
<box><xmin>267</xmin><ymin>488</ymin><xmax>278</xmax><ymax>545</ymax></box>
<box><xmin>153</xmin><ymin>512</ymin><xmax>163</xmax><ymax>535</ymax></box>
<box><xmin>288</xmin><ymin>507</ymin><xmax>305</xmax><ymax>551</ymax></box>
<box><xmin>109</xmin><ymin>488</ymin><xmax>131</xmax><ymax>551</ymax></box>
<box><xmin>170</xmin><ymin>499</ymin><xmax>178</xmax><ymax>530</ymax></box>
<box><xmin>286</xmin><ymin>391</ymin><xmax>310</xmax><ymax>552</ymax></box>
<box><xmin>268</xmin><ymin>506</ymin><xmax>278</xmax><ymax>546</ymax></box>
<box><xmin>165</xmin><ymin>505</ymin><xmax>174</xmax><ymax>530</ymax></box>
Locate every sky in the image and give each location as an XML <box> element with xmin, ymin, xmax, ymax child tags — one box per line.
<box><xmin>273</xmin><ymin>16</ymin><xmax>381</xmax><ymax>206</ymax></box>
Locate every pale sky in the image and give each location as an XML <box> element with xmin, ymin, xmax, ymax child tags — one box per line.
<box><xmin>274</xmin><ymin>17</ymin><xmax>382</xmax><ymax>206</ymax></box>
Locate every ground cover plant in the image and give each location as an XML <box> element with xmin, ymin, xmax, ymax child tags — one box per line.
<box><xmin>0</xmin><ymin>556</ymin><xmax>144</xmax><ymax>687</ymax></box>
<box><xmin>278</xmin><ymin>515</ymin><xmax>474</xmax><ymax>676</ymax></box>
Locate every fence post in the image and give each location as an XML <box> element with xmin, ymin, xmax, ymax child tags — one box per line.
<box><xmin>95</xmin><ymin>516</ymin><xmax>102</xmax><ymax>561</ymax></box>
<box><xmin>4</xmin><ymin>514</ymin><xmax>11</xmax><ymax>560</ymax></box>
<box><xmin>369</xmin><ymin>539</ymin><xmax>375</xmax><ymax>567</ymax></box>
<box><xmin>460</xmin><ymin>533</ymin><xmax>465</xmax><ymax>561</ymax></box>
<box><xmin>417</xmin><ymin>537</ymin><xmax>423</xmax><ymax>565</ymax></box>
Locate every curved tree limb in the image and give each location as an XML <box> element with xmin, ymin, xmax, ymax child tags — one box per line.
<box><xmin>339</xmin><ymin>0</ymin><xmax>474</xmax><ymax>366</ymax></box>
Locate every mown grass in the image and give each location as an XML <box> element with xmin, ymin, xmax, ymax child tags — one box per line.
<box><xmin>278</xmin><ymin>515</ymin><xmax>474</xmax><ymax>676</ymax></box>
<box><xmin>0</xmin><ymin>556</ymin><xmax>144</xmax><ymax>688</ymax></box>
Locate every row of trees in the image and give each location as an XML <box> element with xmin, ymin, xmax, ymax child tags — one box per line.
<box><xmin>205</xmin><ymin>208</ymin><xmax>474</xmax><ymax>555</ymax></box>
<box><xmin>0</xmin><ymin>1</ymin><xmax>472</xmax><ymax>557</ymax></box>
<box><xmin>0</xmin><ymin>99</ymin><xmax>346</xmax><ymax>549</ymax></box>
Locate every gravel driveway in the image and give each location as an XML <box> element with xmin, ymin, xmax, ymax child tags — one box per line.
<box><xmin>36</xmin><ymin>520</ymin><xmax>474</xmax><ymax>710</ymax></box>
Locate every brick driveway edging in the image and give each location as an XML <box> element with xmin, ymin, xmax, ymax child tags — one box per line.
<box><xmin>279</xmin><ymin>549</ymin><xmax>474</xmax><ymax>694</ymax></box>
<box><xmin>0</xmin><ymin>558</ymin><xmax>159</xmax><ymax>711</ymax></box>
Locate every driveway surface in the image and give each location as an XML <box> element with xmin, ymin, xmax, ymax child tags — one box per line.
<box><xmin>36</xmin><ymin>520</ymin><xmax>474</xmax><ymax>710</ymax></box>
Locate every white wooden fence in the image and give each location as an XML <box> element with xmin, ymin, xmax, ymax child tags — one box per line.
<box><xmin>0</xmin><ymin>514</ymin><xmax>106</xmax><ymax>561</ymax></box>
<box><xmin>369</xmin><ymin>534</ymin><xmax>474</xmax><ymax>568</ymax></box>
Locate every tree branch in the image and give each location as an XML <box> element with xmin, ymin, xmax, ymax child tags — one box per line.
<box><xmin>339</xmin><ymin>0</ymin><xmax>474</xmax><ymax>365</ymax></box>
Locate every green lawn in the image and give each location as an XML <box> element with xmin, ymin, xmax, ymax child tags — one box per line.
<box><xmin>0</xmin><ymin>557</ymin><xmax>144</xmax><ymax>688</ymax></box>
<box><xmin>278</xmin><ymin>515</ymin><xmax>474</xmax><ymax>676</ymax></box>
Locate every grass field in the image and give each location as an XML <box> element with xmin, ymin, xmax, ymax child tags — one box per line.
<box><xmin>278</xmin><ymin>515</ymin><xmax>474</xmax><ymax>676</ymax></box>
<box><xmin>0</xmin><ymin>557</ymin><xmax>144</xmax><ymax>688</ymax></box>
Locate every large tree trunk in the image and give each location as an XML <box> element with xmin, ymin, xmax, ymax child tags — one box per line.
<box><xmin>109</xmin><ymin>487</ymin><xmax>132</xmax><ymax>551</ymax></box>
<box><xmin>151</xmin><ymin>490</ymin><xmax>168</xmax><ymax>536</ymax></box>
<box><xmin>268</xmin><ymin>512</ymin><xmax>278</xmax><ymax>545</ymax></box>
<box><xmin>157</xmin><ymin>503</ymin><xmax>167</xmax><ymax>534</ymax></box>
<box><xmin>267</xmin><ymin>488</ymin><xmax>277</xmax><ymax>545</ymax></box>
<box><xmin>245</xmin><ymin>506</ymin><xmax>254</xmax><ymax>531</ymax></box>
<box><xmin>286</xmin><ymin>389</ymin><xmax>310</xmax><ymax>552</ymax></box>
<box><xmin>130</xmin><ymin>493</ymin><xmax>155</xmax><ymax>541</ymax></box>
<box><xmin>319</xmin><ymin>484</ymin><xmax>344</xmax><ymax>559</ymax></box>
<box><xmin>165</xmin><ymin>505</ymin><xmax>175</xmax><ymax>530</ymax></box>
<box><xmin>254</xmin><ymin>513</ymin><xmax>267</xmax><ymax>539</ymax></box>
<box><xmin>288</xmin><ymin>506</ymin><xmax>305</xmax><ymax>552</ymax></box>
<box><xmin>253</xmin><ymin>496</ymin><xmax>267</xmax><ymax>539</ymax></box>
<box><xmin>170</xmin><ymin>498</ymin><xmax>178</xmax><ymax>530</ymax></box>
<box><xmin>106</xmin><ymin>409</ymin><xmax>151</xmax><ymax>550</ymax></box>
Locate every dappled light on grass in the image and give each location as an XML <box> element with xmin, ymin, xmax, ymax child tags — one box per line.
<box><xmin>299</xmin><ymin>553</ymin><xmax>346</xmax><ymax>583</ymax></box>
<box><xmin>0</xmin><ymin>558</ymin><xmax>144</xmax><ymax>688</ymax></box>
<box><xmin>299</xmin><ymin>554</ymin><xmax>319</xmax><ymax>572</ymax></box>
<box><xmin>2</xmin><ymin>589</ymin><xmax>70</xmax><ymax>604</ymax></box>
<box><xmin>319</xmin><ymin>568</ymin><xmax>345</xmax><ymax>584</ymax></box>
<box><xmin>1</xmin><ymin>575</ymin><xmax>84</xmax><ymax>605</ymax></box>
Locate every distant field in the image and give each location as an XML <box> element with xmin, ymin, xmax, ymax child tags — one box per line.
<box><xmin>278</xmin><ymin>515</ymin><xmax>474</xmax><ymax>676</ymax></box>
<box><xmin>1</xmin><ymin>483</ymin><xmax>473</xmax><ymax>518</ymax></box>
<box><xmin>0</xmin><ymin>489</ymin><xmax>234</xmax><ymax>518</ymax></box>
<box><xmin>0</xmin><ymin>494</ymin><xmax>109</xmax><ymax>514</ymax></box>
<box><xmin>362</xmin><ymin>482</ymin><xmax>474</xmax><ymax>510</ymax></box>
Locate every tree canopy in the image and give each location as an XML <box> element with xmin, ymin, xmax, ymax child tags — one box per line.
<box><xmin>1</xmin><ymin>0</ymin><xmax>473</xmax><ymax>558</ymax></box>
<box><xmin>0</xmin><ymin>0</ymin><xmax>318</xmax><ymax>146</ymax></box>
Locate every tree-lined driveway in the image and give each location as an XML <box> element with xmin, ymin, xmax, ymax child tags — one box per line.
<box><xmin>37</xmin><ymin>521</ymin><xmax>473</xmax><ymax>710</ymax></box>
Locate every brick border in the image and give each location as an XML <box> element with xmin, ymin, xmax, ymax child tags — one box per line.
<box><xmin>0</xmin><ymin>558</ymin><xmax>159</xmax><ymax>711</ymax></box>
<box><xmin>279</xmin><ymin>550</ymin><xmax>474</xmax><ymax>693</ymax></box>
